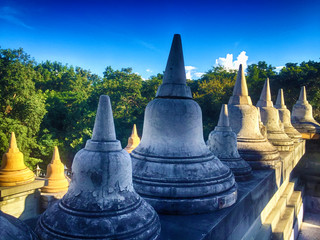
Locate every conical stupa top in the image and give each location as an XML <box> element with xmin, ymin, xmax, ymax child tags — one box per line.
<box><xmin>298</xmin><ymin>86</ymin><xmax>308</xmax><ymax>103</ymax></box>
<box><xmin>91</xmin><ymin>95</ymin><xmax>116</xmax><ymax>141</ymax></box>
<box><xmin>86</xmin><ymin>95</ymin><xmax>121</xmax><ymax>151</ymax></box>
<box><xmin>257</xmin><ymin>78</ymin><xmax>273</xmax><ymax>107</ymax></box>
<box><xmin>51</xmin><ymin>146</ymin><xmax>61</xmax><ymax>164</ymax></box>
<box><xmin>217</xmin><ymin>104</ymin><xmax>230</xmax><ymax>127</ymax></box>
<box><xmin>8</xmin><ymin>132</ymin><xmax>18</xmax><ymax>152</ymax></box>
<box><xmin>156</xmin><ymin>34</ymin><xmax>192</xmax><ymax>98</ymax></box>
<box><xmin>275</xmin><ymin>89</ymin><xmax>286</xmax><ymax>109</ymax></box>
<box><xmin>233</xmin><ymin>64</ymin><xmax>248</xmax><ymax>96</ymax></box>
<box><xmin>228</xmin><ymin>64</ymin><xmax>252</xmax><ymax>105</ymax></box>
<box><xmin>132</xmin><ymin>124</ymin><xmax>138</xmax><ymax>136</ymax></box>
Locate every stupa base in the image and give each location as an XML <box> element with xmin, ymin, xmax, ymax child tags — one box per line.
<box><xmin>0</xmin><ymin>168</ymin><xmax>35</xmax><ymax>187</ymax></box>
<box><xmin>220</xmin><ymin>158</ymin><xmax>252</xmax><ymax>181</ymax></box>
<box><xmin>35</xmin><ymin>197</ymin><xmax>161</xmax><ymax>240</ymax></box>
<box><xmin>138</xmin><ymin>184</ymin><xmax>237</xmax><ymax>215</ymax></box>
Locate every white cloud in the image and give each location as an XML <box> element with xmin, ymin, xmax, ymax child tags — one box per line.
<box><xmin>0</xmin><ymin>6</ymin><xmax>33</xmax><ymax>29</ymax></box>
<box><xmin>185</xmin><ymin>66</ymin><xmax>196</xmax><ymax>79</ymax></box>
<box><xmin>185</xmin><ymin>66</ymin><xmax>205</xmax><ymax>80</ymax></box>
<box><xmin>146</xmin><ymin>69</ymin><xmax>152</xmax><ymax>72</ymax></box>
<box><xmin>194</xmin><ymin>72</ymin><xmax>205</xmax><ymax>78</ymax></box>
<box><xmin>215</xmin><ymin>51</ymin><xmax>248</xmax><ymax>71</ymax></box>
<box><xmin>275</xmin><ymin>66</ymin><xmax>284</xmax><ymax>72</ymax></box>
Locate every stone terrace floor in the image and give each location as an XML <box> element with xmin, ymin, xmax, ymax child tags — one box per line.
<box><xmin>298</xmin><ymin>211</ymin><xmax>320</xmax><ymax>240</ymax></box>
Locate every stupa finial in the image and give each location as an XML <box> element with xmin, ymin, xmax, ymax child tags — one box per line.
<box><xmin>124</xmin><ymin>124</ymin><xmax>141</xmax><ymax>153</ymax></box>
<box><xmin>217</xmin><ymin>104</ymin><xmax>230</xmax><ymax>127</ymax></box>
<box><xmin>275</xmin><ymin>89</ymin><xmax>286</xmax><ymax>108</ymax></box>
<box><xmin>91</xmin><ymin>95</ymin><xmax>116</xmax><ymax>141</ymax></box>
<box><xmin>51</xmin><ymin>146</ymin><xmax>60</xmax><ymax>163</ymax></box>
<box><xmin>257</xmin><ymin>78</ymin><xmax>273</xmax><ymax>107</ymax></box>
<box><xmin>9</xmin><ymin>132</ymin><xmax>18</xmax><ymax>150</ymax></box>
<box><xmin>228</xmin><ymin>64</ymin><xmax>252</xmax><ymax>105</ymax></box>
<box><xmin>156</xmin><ymin>34</ymin><xmax>192</xmax><ymax>98</ymax></box>
<box><xmin>298</xmin><ymin>86</ymin><xmax>307</xmax><ymax>102</ymax></box>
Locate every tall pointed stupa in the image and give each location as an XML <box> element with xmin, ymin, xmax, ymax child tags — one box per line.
<box><xmin>256</xmin><ymin>79</ymin><xmax>294</xmax><ymax>151</ymax></box>
<box><xmin>124</xmin><ymin>124</ymin><xmax>141</xmax><ymax>153</ymax></box>
<box><xmin>0</xmin><ymin>132</ymin><xmax>35</xmax><ymax>186</ymax></box>
<box><xmin>41</xmin><ymin>146</ymin><xmax>69</xmax><ymax>193</ymax></box>
<box><xmin>274</xmin><ymin>89</ymin><xmax>302</xmax><ymax>142</ymax></box>
<box><xmin>228</xmin><ymin>65</ymin><xmax>280</xmax><ymax>169</ymax></box>
<box><xmin>36</xmin><ymin>95</ymin><xmax>161</xmax><ymax>240</ymax></box>
<box><xmin>207</xmin><ymin>104</ymin><xmax>252</xmax><ymax>180</ymax></box>
<box><xmin>291</xmin><ymin>86</ymin><xmax>320</xmax><ymax>136</ymax></box>
<box><xmin>131</xmin><ymin>34</ymin><xmax>237</xmax><ymax>214</ymax></box>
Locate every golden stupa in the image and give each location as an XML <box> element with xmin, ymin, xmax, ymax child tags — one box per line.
<box><xmin>41</xmin><ymin>146</ymin><xmax>69</xmax><ymax>193</ymax></box>
<box><xmin>124</xmin><ymin>124</ymin><xmax>141</xmax><ymax>153</ymax></box>
<box><xmin>0</xmin><ymin>132</ymin><xmax>35</xmax><ymax>186</ymax></box>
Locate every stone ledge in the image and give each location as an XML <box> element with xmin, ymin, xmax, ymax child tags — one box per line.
<box><xmin>0</xmin><ymin>179</ymin><xmax>46</xmax><ymax>198</ymax></box>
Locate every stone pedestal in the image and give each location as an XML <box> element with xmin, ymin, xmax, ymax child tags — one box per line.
<box><xmin>0</xmin><ymin>179</ymin><xmax>45</xmax><ymax>221</ymax></box>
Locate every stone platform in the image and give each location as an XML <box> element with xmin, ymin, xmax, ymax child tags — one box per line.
<box><xmin>158</xmin><ymin>141</ymin><xmax>305</xmax><ymax>240</ymax></box>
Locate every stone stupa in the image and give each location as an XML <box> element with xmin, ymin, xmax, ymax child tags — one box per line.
<box><xmin>131</xmin><ymin>34</ymin><xmax>237</xmax><ymax>214</ymax></box>
<box><xmin>124</xmin><ymin>124</ymin><xmax>141</xmax><ymax>153</ymax></box>
<box><xmin>0</xmin><ymin>132</ymin><xmax>35</xmax><ymax>186</ymax></box>
<box><xmin>274</xmin><ymin>89</ymin><xmax>302</xmax><ymax>143</ymax></box>
<box><xmin>41</xmin><ymin>146</ymin><xmax>69</xmax><ymax>193</ymax></box>
<box><xmin>256</xmin><ymin>79</ymin><xmax>294</xmax><ymax>152</ymax></box>
<box><xmin>291</xmin><ymin>86</ymin><xmax>320</xmax><ymax>136</ymax></box>
<box><xmin>207</xmin><ymin>104</ymin><xmax>252</xmax><ymax>181</ymax></box>
<box><xmin>36</xmin><ymin>95</ymin><xmax>161</xmax><ymax>240</ymax></box>
<box><xmin>228</xmin><ymin>65</ymin><xmax>280</xmax><ymax>169</ymax></box>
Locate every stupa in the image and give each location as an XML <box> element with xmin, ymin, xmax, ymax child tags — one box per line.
<box><xmin>256</xmin><ymin>79</ymin><xmax>294</xmax><ymax>152</ymax></box>
<box><xmin>124</xmin><ymin>124</ymin><xmax>141</xmax><ymax>153</ymax></box>
<box><xmin>0</xmin><ymin>132</ymin><xmax>35</xmax><ymax>186</ymax></box>
<box><xmin>274</xmin><ymin>89</ymin><xmax>302</xmax><ymax>142</ymax></box>
<box><xmin>41</xmin><ymin>146</ymin><xmax>69</xmax><ymax>193</ymax></box>
<box><xmin>35</xmin><ymin>95</ymin><xmax>161</xmax><ymax>240</ymax></box>
<box><xmin>207</xmin><ymin>104</ymin><xmax>252</xmax><ymax>181</ymax></box>
<box><xmin>291</xmin><ymin>86</ymin><xmax>320</xmax><ymax>136</ymax></box>
<box><xmin>131</xmin><ymin>34</ymin><xmax>237</xmax><ymax>214</ymax></box>
<box><xmin>228</xmin><ymin>65</ymin><xmax>280</xmax><ymax>169</ymax></box>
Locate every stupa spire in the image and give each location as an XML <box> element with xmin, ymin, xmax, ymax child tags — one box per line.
<box><xmin>156</xmin><ymin>34</ymin><xmax>192</xmax><ymax>98</ymax></box>
<box><xmin>217</xmin><ymin>104</ymin><xmax>230</xmax><ymax>127</ymax></box>
<box><xmin>91</xmin><ymin>95</ymin><xmax>116</xmax><ymax>142</ymax></box>
<box><xmin>125</xmin><ymin>124</ymin><xmax>141</xmax><ymax>153</ymax></box>
<box><xmin>228</xmin><ymin>64</ymin><xmax>252</xmax><ymax>105</ymax></box>
<box><xmin>298</xmin><ymin>86</ymin><xmax>307</xmax><ymax>102</ymax></box>
<box><xmin>86</xmin><ymin>95</ymin><xmax>121</xmax><ymax>152</ymax></box>
<box><xmin>9</xmin><ymin>132</ymin><xmax>18</xmax><ymax>150</ymax></box>
<box><xmin>275</xmin><ymin>89</ymin><xmax>286</xmax><ymax>108</ymax></box>
<box><xmin>257</xmin><ymin>78</ymin><xmax>273</xmax><ymax>107</ymax></box>
<box><xmin>51</xmin><ymin>146</ymin><xmax>60</xmax><ymax>163</ymax></box>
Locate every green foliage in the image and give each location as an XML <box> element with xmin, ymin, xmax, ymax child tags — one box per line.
<box><xmin>193</xmin><ymin>66</ymin><xmax>237</xmax><ymax>138</ymax></box>
<box><xmin>0</xmin><ymin>47</ymin><xmax>319</xmax><ymax>170</ymax></box>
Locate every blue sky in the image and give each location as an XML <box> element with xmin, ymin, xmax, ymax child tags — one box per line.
<box><xmin>0</xmin><ymin>0</ymin><xmax>319</xmax><ymax>79</ymax></box>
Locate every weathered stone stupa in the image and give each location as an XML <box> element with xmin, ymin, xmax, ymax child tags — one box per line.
<box><xmin>125</xmin><ymin>124</ymin><xmax>141</xmax><ymax>153</ymax></box>
<box><xmin>291</xmin><ymin>86</ymin><xmax>320</xmax><ymax>136</ymax></box>
<box><xmin>228</xmin><ymin>65</ymin><xmax>280</xmax><ymax>169</ymax></box>
<box><xmin>41</xmin><ymin>146</ymin><xmax>69</xmax><ymax>193</ymax></box>
<box><xmin>256</xmin><ymin>79</ymin><xmax>294</xmax><ymax>151</ymax></box>
<box><xmin>36</xmin><ymin>95</ymin><xmax>161</xmax><ymax>240</ymax></box>
<box><xmin>207</xmin><ymin>104</ymin><xmax>252</xmax><ymax>181</ymax></box>
<box><xmin>0</xmin><ymin>132</ymin><xmax>35</xmax><ymax>186</ymax></box>
<box><xmin>274</xmin><ymin>89</ymin><xmax>302</xmax><ymax>142</ymax></box>
<box><xmin>131</xmin><ymin>34</ymin><xmax>237</xmax><ymax>214</ymax></box>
